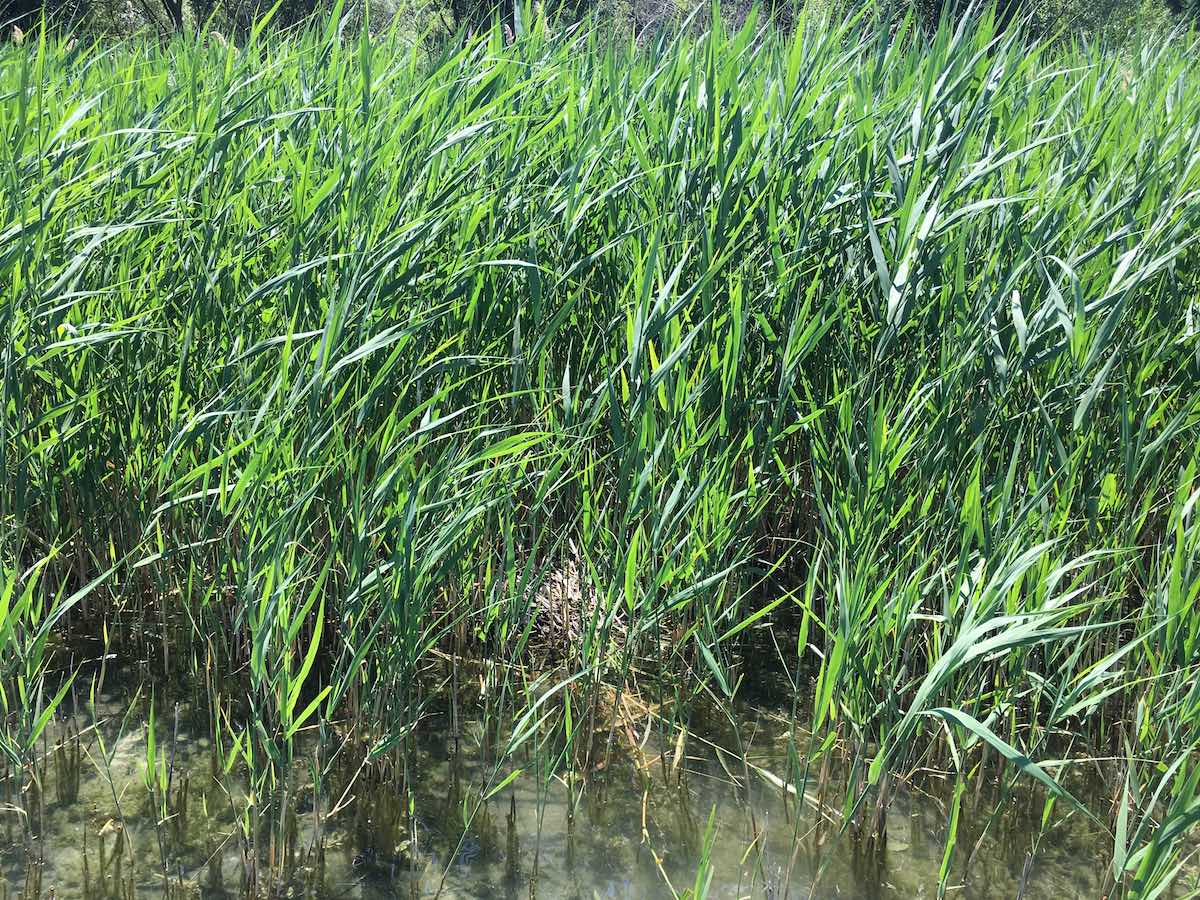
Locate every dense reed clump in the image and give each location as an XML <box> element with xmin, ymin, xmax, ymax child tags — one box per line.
<box><xmin>2</xmin><ymin>4</ymin><xmax>1199</xmax><ymax>896</ymax></box>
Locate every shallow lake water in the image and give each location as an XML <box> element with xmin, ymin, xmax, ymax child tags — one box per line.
<box><xmin>0</xmin><ymin>664</ymin><xmax>1188</xmax><ymax>900</ymax></box>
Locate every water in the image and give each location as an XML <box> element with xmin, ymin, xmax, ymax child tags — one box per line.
<box><xmin>0</xmin><ymin>666</ymin><xmax>1184</xmax><ymax>899</ymax></box>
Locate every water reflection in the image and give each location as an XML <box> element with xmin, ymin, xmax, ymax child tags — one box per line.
<box><xmin>0</xmin><ymin>675</ymin><xmax>1153</xmax><ymax>899</ymax></box>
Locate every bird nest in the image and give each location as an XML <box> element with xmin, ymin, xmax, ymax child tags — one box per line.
<box><xmin>523</xmin><ymin>555</ymin><xmax>627</xmax><ymax>661</ymax></box>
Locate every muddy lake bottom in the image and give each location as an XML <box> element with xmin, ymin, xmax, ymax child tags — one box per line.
<box><xmin>0</xmin><ymin>666</ymin><xmax>1181</xmax><ymax>900</ymax></box>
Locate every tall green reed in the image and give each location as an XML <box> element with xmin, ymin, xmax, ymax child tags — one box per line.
<box><xmin>2</xmin><ymin>2</ymin><xmax>1199</xmax><ymax>893</ymax></box>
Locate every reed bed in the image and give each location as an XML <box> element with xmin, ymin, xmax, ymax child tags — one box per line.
<box><xmin>2</xmin><ymin>5</ymin><xmax>1199</xmax><ymax>896</ymax></box>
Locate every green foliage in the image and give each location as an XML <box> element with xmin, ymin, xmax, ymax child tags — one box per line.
<box><xmin>1</xmin><ymin>5</ymin><xmax>1199</xmax><ymax>893</ymax></box>
<box><xmin>909</xmin><ymin>0</ymin><xmax>1184</xmax><ymax>40</ymax></box>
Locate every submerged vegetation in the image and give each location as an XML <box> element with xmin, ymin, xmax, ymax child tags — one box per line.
<box><xmin>2</xmin><ymin>4</ymin><xmax>1200</xmax><ymax>896</ymax></box>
